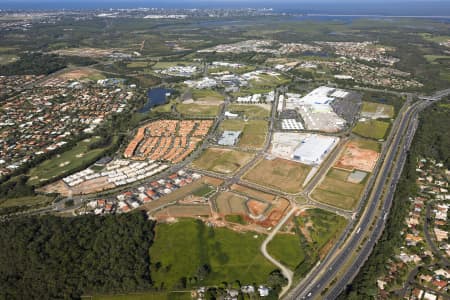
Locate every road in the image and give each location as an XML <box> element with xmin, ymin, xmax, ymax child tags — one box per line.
<box><xmin>287</xmin><ymin>92</ymin><xmax>447</xmax><ymax>299</ymax></box>
<box><xmin>260</xmin><ymin>207</ymin><xmax>297</xmax><ymax>298</ymax></box>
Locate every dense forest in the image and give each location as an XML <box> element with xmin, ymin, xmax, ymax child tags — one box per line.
<box><xmin>412</xmin><ymin>100</ymin><xmax>450</xmax><ymax>168</ymax></box>
<box><xmin>0</xmin><ymin>212</ymin><xmax>155</xmax><ymax>299</ymax></box>
<box><xmin>338</xmin><ymin>99</ymin><xmax>450</xmax><ymax>299</ymax></box>
<box><xmin>0</xmin><ymin>52</ymin><xmax>96</xmax><ymax>76</ymax></box>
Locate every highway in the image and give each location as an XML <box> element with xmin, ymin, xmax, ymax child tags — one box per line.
<box><xmin>286</xmin><ymin>92</ymin><xmax>447</xmax><ymax>299</ymax></box>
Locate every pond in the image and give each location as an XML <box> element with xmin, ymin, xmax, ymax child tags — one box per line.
<box><xmin>139</xmin><ymin>87</ymin><xmax>173</xmax><ymax>113</ymax></box>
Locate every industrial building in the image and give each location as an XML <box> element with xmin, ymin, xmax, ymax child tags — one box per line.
<box><xmin>218</xmin><ymin>131</ymin><xmax>241</xmax><ymax>146</ymax></box>
<box><xmin>292</xmin><ymin>135</ymin><xmax>339</xmax><ymax>165</ymax></box>
<box><xmin>282</xmin><ymin>87</ymin><xmax>348</xmax><ymax>132</ymax></box>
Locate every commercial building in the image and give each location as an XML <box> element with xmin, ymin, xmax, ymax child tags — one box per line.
<box><xmin>218</xmin><ymin>131</ymin><xmax>241</xmax><ymax>146</ymax></box>
<box><xmin>292</xmin><ymin>135</ymin><xmax>338</xmax><ymax>165</ymax></box>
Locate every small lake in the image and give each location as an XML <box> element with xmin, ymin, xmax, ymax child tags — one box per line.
<box><xmin>139</xmin><ymin>87</ymin><xmax>173</xmax><ymax>113</ymax></box>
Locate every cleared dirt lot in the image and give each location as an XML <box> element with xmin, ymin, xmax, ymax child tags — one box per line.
<box><xmin>334</xmin><ymin>140</ymin><xmax>380</xmax><ymax>172</ymax></box>
<box><xmin>258</xmin><ymin>197</ymin><xmax>290</xmax><ymax>228</ymax></box>
<box><xmin>39</xmin><ymin>177</ymin><xmax>115</xmax><ymax>196</ymax></box>
<box><xmin>243</xmin><ymin>158</ymin><xmax>311</xmax><ymax>193</ymax></box>
<box><xmin>247</xmin><ymin>199</ymin><xmax>269</xmax><ymax>217</ymax></box>
<box><xmin>192</xmin><ymin>148</ymin><xmax>254</xmax><ymax>174</ymax></box>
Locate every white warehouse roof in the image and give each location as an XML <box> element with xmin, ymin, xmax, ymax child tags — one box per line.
<box><xmin>293</xmin><ymin>135</ymin><xmax>338</xmax><ymax>165</ymax></box>
<box><xmin>300</xmin><ymin>86</ymin><xmax>336</xmax><ymax>105</ymax></box>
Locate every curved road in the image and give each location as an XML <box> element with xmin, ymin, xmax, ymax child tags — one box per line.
<box><xmin>260</xmin><ymin>207</ymin><xmax>297</xmax><ymax>298</ymax></box>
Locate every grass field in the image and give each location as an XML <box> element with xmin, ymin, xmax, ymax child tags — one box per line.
<box><xmin>298</xmin><ymin>208</ymin><xmax>347</xmax><ymax>253</ymax></box>
<box><xmin>27</xmin><ymin>136</ymin><xmax>117</xmax><ymax>186</ymax></box>
<box><xmin>0</xmin><ymin>54</ymin><xmax>18</xmax><ymax>65</ymax></box>
<box><xmin>152</xmin><ymin>61</ymin><xmax>195</xmax><ymax>69</ymax></box>
<box><xmin>267</xmin><ymin>234</ymin><xmax>305</xmax><ymax>270</ymax></box>
<box><xmin>361</xmin><ymin>101</ymin><xmax>394</xmax><ymax>118</ymax></box>
<box><xmin>249</xmin><ymin>74</ymin><xmax>290</xmax><ymax>90</ymax></box>
<box><xmin>219</xmin><ymin>119</ymin><xmax>246</xmax><ymax>131</ymax></box>
<box><xmin>191</xmin><ymin>89</ymin><xmax>224</xmax><ymax>102</ymax></box>
<box><xmin>0</xmin><ymin>195</ymin><xmax>54</xmax><ymax>209</ymax></box>
<box><xmin>92</xmin><ymin>291</ymin><xmax>191</xmax><ymax>300</ymax></box>
<box><xmin>192</xmin><ymin>184</ymin><xmax>216</xmax><ymax>198</ymax></box>
<box><xmin>225</xmin><ymin>214</ymin><xmax>247</xmax><ymax>225</ymax></box>
<box><xmin>150</xmin><ymin>219</ymin><xmax>275</xmax><ymax>289</ymax></box>
<box><xmin>353</xmin><ymin>119</ymin><xmax>390</xmax><ymax>140</ymax></box>
<box><xmin>268</xmin><ymin>208</ymin><xmax>347</xmax><ymax>272</ymax></box>
<box><xmin>243</xmin><ymin>158</ymin><xmax>311</xmax><ymax>193</ymax></box>
<box><xmin>424</xmin><ymin>55</ymin><xmax>450</xmax><ymax>63</ymax></box>
<box><xmin>154</xmin><ymin>205</ymin><xmax>211</xmax><ymax>218</ymax></box>
<box><xmin>176</xmin><ymin>103</ymin><xmax>220</xmax><ymax>117</ymax></box>
<box><xmin>353</xmin><ymin>137</ymin><xmax>381</xmax><ymax>152</ymax></box>
<box><xmin>215</xmin><ymin>192</ymin><xmax>247</xmax><ymax>215</ymax></box>
<box><xmin>127</xmin><ymin>61</ymin><xmax>152</xmax><ymax>68</ymax></box>
<box><xmin>420</xmin><ymin>33</ymin><xmax>450</xmax><ymax>43</ymax></box>
<box><xmin>238</xmin><ymin>120</ymin><xmax>268</xmax><ymax>149</ymax></box>
<box><xmin>230</xmin><ymin>185</ymin><xmax>276</xmax><ymax>202</ymax></box>
<box><xmin>192</xmin><ymin>148</ymin><xmax>254</xmax><ymax>174</ymax></box>
<box><xmin>312</xmin><ymin>168</ymin><xmax>365</xmax><ymax>210</ymax></box>
<box><xmin>228</xmin><ymin>104</ymin><xmax>270</xmax><ymax>119</ymax></box>
<box><xmin>219</xmin><ymin>119</ymin><xmax>268</xmax><ymax>148</ymax></box>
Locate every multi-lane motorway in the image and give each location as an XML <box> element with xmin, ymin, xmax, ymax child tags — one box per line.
<box><xmin>287</xmin><ymin>90</ymin><xmax>449</xmax><ymax>300</ymax></box>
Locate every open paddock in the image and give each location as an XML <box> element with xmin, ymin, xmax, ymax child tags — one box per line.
<box><xmin>149</xmin><ymin>219</ymin><xmax>274</xmax><ymax>289</ymax></box>
<box><xmin>154</xmin><ymin>204</ymin><xmax>211</xmax><ymax>219</ymax></box>
<box><xmin>191</xmin><ymin>89</ymin><xmax>224</xmax><ymax>103</ymax></box>
<box><xmin>215</xmin><ymin>192</ymin><xmax>248</xmax><ymax>215</ymax></box>
<box><xmin>312</xmin><ymin>168</ymin><xmax>365</xmax><ymax>210</ymax></box>
<box><xmin>52</xmin><ymin>47</ymin><xmax>120</xmax><ymax>58</ymax></box>
<box><xmin>230</xmin><ymin>184</ymin><xmax>276</xmax><ymax>202</ymax></box>
<box><xmin>219</xmin><ymin>119</ymin><xmax>268</xmax><ymax>149</ymax></box>
<box><xmin>228</xmin><ymin>104</ymin><xmax>270</xmax><ymax>119</ymax></box>
<box><xmin>176</xmin><ymin>103</ymin><xmax>220</xmax><ymax>117</ymax></box>
<box><xmin>243</xmin><ymin>158</ymin><xmax>311</xmax><ymax>193</ymax></box>
<box><xmin>353</xmin><ymin>119</ymin><xmax>390</xmax><ymax>140</ymax></box>
<box><xmin>192</xmin><ymin>148</ymin><xmax>254</xmax><ymax>174</ymax></box>
<box><xmin>238</xmin><ymin>120</ymin><xmax>268</xmax><ymax>149</ymax></box>
<box><xmin>361</xmin><ymin>101</ymin><xmax>394</xmax><ymax>119</ymax></box>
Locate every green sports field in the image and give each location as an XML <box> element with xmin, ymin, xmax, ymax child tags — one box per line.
<box><xmin>149</xmin><ymin>219</ymin><xmax>276</xmax><ymax>289</ymax></box>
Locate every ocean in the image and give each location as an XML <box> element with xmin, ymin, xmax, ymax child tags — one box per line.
<box><xmin>1</xmin><ymin>1</ymin><xmax>450</xmax><ymax>16</ymax></box>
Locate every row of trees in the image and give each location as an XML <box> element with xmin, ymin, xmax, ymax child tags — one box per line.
<box><xmin>0</xmin><ymin>212</ymin><xmax>155</xmax><ymax>299</ymax></box>
<box><xmin>339</xmin><ymin>99</ymin><xmax>450</xmax><ymax>299</ymax></box>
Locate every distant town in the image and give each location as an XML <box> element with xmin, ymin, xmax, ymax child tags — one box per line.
<box><xmin>0</xmin><ymin>6</ymin><xmax>449</xmax><ymax>300</ymax></box>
